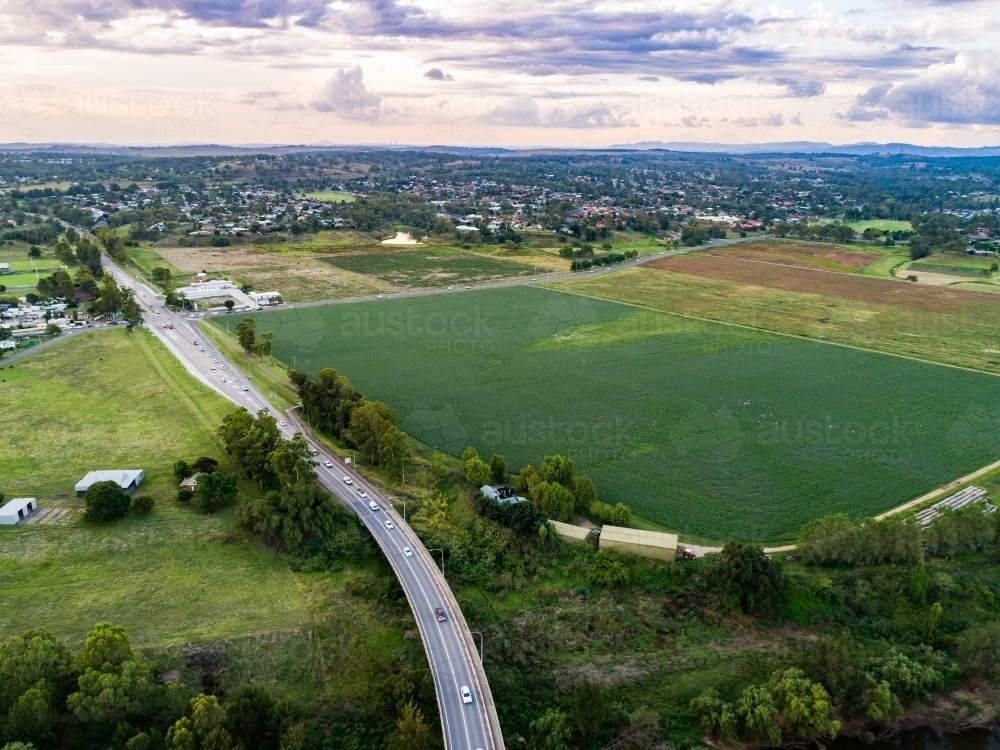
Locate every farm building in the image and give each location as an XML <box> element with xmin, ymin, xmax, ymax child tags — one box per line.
<box><xmin>480</xmin><ymin>485</ymin><xmax>527</xmax><ymax>505</ymax></box>
<box><xmin>599</xmin><ymin>525</ymin><xmax>678</xmax><ymax>562</ymax></box>
<box><xmin>0</xmin><ymin>497</ymin><xmax>37</xmax><ymax>525</ymax></box>
<box><xmin>179</xmin><ymin>473</ymin><xmax>201</xmax><ymax>492</ymax></box>
<box><xmin>549</xmin><ymin>519</ymin><xmax>593</xmax><ymax>543</ymax></box>
<box><xmin>75</xmin><ymin>469</ymin><xmax>144</xmax><ymax>496</ymax></box>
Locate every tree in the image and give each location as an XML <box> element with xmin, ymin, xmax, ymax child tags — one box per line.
<box><xmin>572</xmin><ymin>476</ymin><xmax>597</xmax><ymax>514</ymax></box>
<box><xmin>68</xmin><ymin>654</ymin><xmax>154</xmax><ymax>724</ymax></box>
<box><xmin>539</xmin><ymin>455</ymin><xmax>575</xmax><ymax>488</ymax></box>
<box><xmin>239</xmin><ymin>480</ymin><xmax>339</xmax><ymax>556</ymax></box>
<box><xmin>83</xmin><ymin>480</ymin><xmax>131</xmax><ymax>523</ymax></box>
<box><xmin>910</xmin><ymin>560</ymin><xmax>928</xmax><ymax>605</ymax></box>
<box><xmin>530</xmin><ymin>481</ymin><xmax>575</xmax><ymax>521</ymax></box>
<box><xmin>236</xmin><ymin>318</ymin><xmax>257</xmax><ymax>355</ymax></box>
<box><xmin>197</xmin><ymin>472</ymin><xmax>239</xmax><ymax>511</ymax></box>
<box><xmin>267</xmin><ymin>433</ymin><xmax>317</xmax><ymax>488</ymax></box>
<box><xmin>464</xmin><ymin>456</ymin><xmax>491</xmax><ymax>487</ymax></box>
<box><xmin>217</xmin><ymin>408</ymin><xmax>283</xmax><ymax>488</ymax></box>
<box><xmin>27</xmin><ymin>246</ymin><xmax>41</xmax><ymax>258</ymax></box>
<box><xmin>735</xmin><ymin>685</ymin><xmax>780</xmax><ymax>745</ymax></box>
<box><xmin>957</xmin><ymin>622</ymin><xmax>1000</xmax><ymax>680</ymax></box>
<box><xmin>921</xmin><ymin>601</ymin><xmax>943</xmax><ymax>644</ymax></box>
<box><xmin>569</xmin><ymin>680</ymin><xmax>607</xmax><ymax>738</ymax></box>
<box><xmin>192</xmin><ymin>456</ymin><xmax>219</xmax><ymax>474</ymax></box>
<box><xmin>380</xmin><ymin>426</ymin><xmax>411</xmax><ymax>479</ymax></box>
<box><xmin>348</xmin><ymin>400</ymin><xmax>399</xmax><ymax>464</ymax></box>
<box><xmin>413</xmin><ymin>493</ymin><xmax>449</xmax><ymax>530</ymax></box>
<box><xmin>489</xmin><ymin>454</ymin><xmax>506</xmax><ymax>484</ymax></box>
<box><xmin>588</xmin><ymin>548</ymin><xmax>630</xmax><ymax>588</ymax></box>
<box><xmin>131</xmin><ymin>495</ymin><xmax>154</xmax><ymax>513</ymax></box>
<box><xmin>460</xmin><ymin>447</ymin><xmax>479</xmax><ymax>463</ymax></box>
<box><xmin>4</xmin><ymin>681</ymin><xmax>57</xmax><ymax>748</ymax></box>
<box><xmin>527</xmin><ymin>708</ymin><xmax>571</xmax><ymax>750</ymax></box>
<box><xmin>44</xmin><ymin>323</ymin><xmax>61</xmax><ymax>336</ymax></box>
<box><xmin>224</xmin><ymin>684</ymin><xmax>276</xmax><ymax>750</ymax></box>
<box><xmin>0</xmin><ymin>629</ymin><xmax>73</xmax><ymax>715</ymax></box>
<box><xmin>766</xmin><ymin>668</ymin><xmax>839</xmax><ymax>741</ymax></box>
<box><xmin>224</xmin><ymin>300</ymin><xmax>235</xmax><ymax>312</ymax></box>
<box><xmin>608</xmin><ymin>502</ymin><xmax>630</xmax><ymax>526</ymax></box>
<box><xmin>711</xmin><ymin>542</ymin><xmax>784</xmax><ymax>617</ymax></box>
<box><xmin>387</xmin><ymin>700</ymin><xmax>432</xmax><ymax>750</ymax></box>
<box><xmin>689</xmin><ymin>688</ymin><xmax>737</xmax><ymax>741</ymax></box>
<box><xmin>253</xmin><ymin>330</ymin><xmax>274</xmax><ymax>361</ymax></box>
<box><xmin>119</xmin><ymin>289</ymin><xmax>143</xmax><ymax>332</ymax></box>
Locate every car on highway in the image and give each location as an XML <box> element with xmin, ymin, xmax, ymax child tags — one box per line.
<box><xmin>221</xmin><ymin>365</ymin><xmax>226</xmax><ymax>370</ymax></box>
<box><xmin>403</xmin><ymin>546</ymin><xmax>413</xmax><ymax>557</ymax></box>
<box><xmin>212</xmin><ymin>358</ymin><xmax>218</xmax><ymax>363</ymax></box>
<box><xmin>343</xmin><ymin>476</ymin><xmax>353</xmax><ymax>485</ymax></box>
<box><xmin>323</xmin><ymin>460</ymin><xmax>333</xmax><ymax>468</ymax></box>
<box><xmin>385</xmin><ymin>520</ymin><xmax>395</xmax><ymax>530</ymax></box>
<box><xmin>461</xmin><ymin>686</ymin><xmax>472</xmax><ymax>705</ymax></box>
<box><xmin>279</xmin><ymin>420</ymin><xmax>286</xmax><ymax>426</ymax></box>
<box><xmin>357</xmin><ymin>490</ymin><xmax>368</xmax><ymax>498</ymax></box>
<box><xmin>242</xmin><ymin>386</ymin><xmax>249</xmax><ymax>391</ymax></box>
<box><xmin>221</xmin><ymin>377</ymin><xmax>227</xmax><ymax>382</ymax></box>
<box><xmin>211</xmin><ymin>366</ymin><xmax>217</xmax><ymax>370</ymax></box>
<box><xmin>435</xmin><ymin>607</ymin><xmax>447</xmax><ymax>622</ymax></box>
<box><xmin>368</xmin><ymin>501</ymin><xmax>380</xmax><ymax>511</ymax></box>
<box><xmin>262</xmin><ymin>406</ymin><xmax>270</xmax><ymax>412</ymax></box>
<box><xmin>199</xmin><ymin>347</ymin><xmax>205</xmax><ymax>351</ymax></box>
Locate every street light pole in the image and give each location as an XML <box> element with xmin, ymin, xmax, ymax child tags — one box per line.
<box><xmin>428</xmin><ymin>548</ymin><xmax>444</xmax><ymax>576</ymax></box>
<box><xmin>470</xmin><ymin>630</ymin><xmax>484</xmax><ymax>661</ymax></box>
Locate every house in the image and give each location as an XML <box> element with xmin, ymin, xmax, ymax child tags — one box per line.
<box><xmin>249</xmin><ymin>291</ymin><xmax>283</xmax><ymax>307</ymax></box>
<box><xmin>0</xmin><ymin>262</ymin><xmax>9</xmax><ymax>274</ymax></box>
<box><xmin>0</xmin><ymin>497</ymin><xmax>37</xmax><ymax>525</ymax></box>
<box><xmin>480</xmin><ymin>485</ymin><xmax>527</xmax><ymax>505</ymax></box>
<box><xmin>75</xmin><ymin>469</ymin><xmax>144</xmax><ymax>496</ymax></box>
<box><xmin>599</xmin><ymin>525</ymin><xmax>678</xmax><ymax>562</ymax></box>
<box><xmin>179</xmin><ymin>473</ymin><xmax>201</xmax><ymax>492</ymax></box>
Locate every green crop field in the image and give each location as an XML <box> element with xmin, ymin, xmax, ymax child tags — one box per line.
<box><xmin>225</xmin><ymin>286</ymin><xmax>1000</xmax><ymax>542</ymax></box>
<box><xmin>305</xmin><ymin>190</ymin><xmax>356</xmax><ymax>203</ymax></box>
<box><xmin>847</xmin><ymin>219</ymin><xmax>913</xmax><ymax>232</ymax></box>
<box><xmin>908</xmin><ymin>262</ymin><xmax>992</xmax><ymax>278</ymax></box>
<box><xmin>0</xmin><ymin>329</ymin><xmax>308</xmax><ymax>647</ymax></box>
<box><xmin>320</xmin><ymin>247</ymin><xmax>539</xmax><ymax>288</ymax></box>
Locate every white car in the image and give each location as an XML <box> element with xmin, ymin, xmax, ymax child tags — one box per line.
<box><xmin>324</xmin><ymin>460</ymin><xmax>333</xmax><ymax>468</ymax></box>
<box><xmin>221</xmin><ymin>365</ymin><xmax>226</xmax><ymax>370</ymax></box>
<box><xmin>461</xmin><ymin>686</ymin><xmax>472</xmax><ymax>705</ymax></box>
<box><xmin>211</xmin><ymin>365</ymin><xmax>217</xmax><ymax>370</ymax></box>
<box><xmin>199</xmin><ymin>347</ymin><xmax>205</xmax><ymax>351</ymax></box>
<box><xmin>279</xmin><ymin>420</ymin><xmax>286</xmax><ymax>426</ymax></box>
<box><xmin>368</xmin><ymin>500</ymin><xmax>380</xmax><ymax>511</ymax></box>
<box><xmin>212</xmin><ymin>358</ymin><xmax>218</xmax><ymax>363</ymax></box>
<box><xmin>385</xmin><ymin>520</ymin><xmax>395</xmax><ymax>530</ymax></box>
<box><xmin>343</xmin><ymin>477</ymin><xmax>353</xmax><ymax>485</ymax></box>
<box><xmin>222</xmin><ymin>377</ymin><xmax>227</xmax><ymax>382</ymax></box>
<box><xmin>242</xmin><ymin>386</ymin><xmax>249</xmax><ymax>391</ymax></box>
<box><xmin>357</xmin><ymin>490</ymin><xmax>368</xmax><ymax>498</ymax></box>
<box><xmin>403</xmin><ymin>546</ymin><xmax>413</xmax><ymax>557</ymax></box>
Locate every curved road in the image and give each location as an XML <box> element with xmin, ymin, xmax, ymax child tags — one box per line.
<box><xmin>101</xmin><ymin>257</ymin><xmax>503</xmax><ymax>750</ymax></box>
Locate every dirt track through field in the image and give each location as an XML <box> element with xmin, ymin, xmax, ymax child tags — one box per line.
<box><xmin>648</xmin><ymin>255</ymin><xmax>987</xmax><ymax>314</ymax></box>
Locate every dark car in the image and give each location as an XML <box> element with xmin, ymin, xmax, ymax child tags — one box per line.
<box><xmin>434</xmin><ymin>607</ymin><xmax>447</xmax><ymax>622</ymax></box>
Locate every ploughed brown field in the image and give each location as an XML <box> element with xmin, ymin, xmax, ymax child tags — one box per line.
<box><xmin>704</xmin><ymin>240</ymin><xmax>882</xmax><ymax>271</ymax></box>
<box><xmin>648</xmin><ymin>254</ymin><xmax>986</xmax><ymax>314</ymax></box>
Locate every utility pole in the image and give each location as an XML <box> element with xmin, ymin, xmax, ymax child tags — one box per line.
<box><xmin>470</xmin><ymin>630</ymin><xmax>484</xmax><ymax>661</ymax></box>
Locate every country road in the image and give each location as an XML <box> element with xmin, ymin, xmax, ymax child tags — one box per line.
<box><xmin>101</xmin><ymin>256</ymin><xmax>504</xmax><ymax>750</ymax></box>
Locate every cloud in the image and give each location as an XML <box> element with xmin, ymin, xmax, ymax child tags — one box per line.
<box><xmin>313</xmin><ymin>65</ymin><xmax>382</xmax><ymax>120</ymax></box>
<box><xmin>483</xmin><ymin>94</ymin><xmax>638</xmax><ymax>129</ymax></box>
<box><xmin>423</xmin><ymin>68</ymin><xmax>453</xmax><ymax>81</ymax></box>
<box><xmin>879</xmin><ymin>52</ymin><xmax>1000</xmax><ymax>124</ymax></box>
<box><xmin>774</xmin><ymin>76</ymin><xmax>825</xmax><ymax>98</ymax></box>
<box><xmin>639</xmin><ymin>76</ymin><xmax>659</xmax><ymax>81</ymax></box>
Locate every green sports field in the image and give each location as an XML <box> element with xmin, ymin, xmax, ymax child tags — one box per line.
<box><xmin>226</xmin><ymin>287</ymin><xmax>1000</xmax><ymax>542</ymax></box>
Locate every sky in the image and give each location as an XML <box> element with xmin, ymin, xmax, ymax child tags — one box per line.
<box><xmin>0</xmin><ymin>0</ymin><xmax>997</xmax><ymax>148</ymax></box>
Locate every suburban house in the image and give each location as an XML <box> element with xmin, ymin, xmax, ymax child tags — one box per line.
<box><xmin>179</xmin><ymin>473</ymin><xmax>201</xmax><ymax>492</ymax></box>
<box><xmin>599</xmin><ymin>525</ymin><xmax>678</xmax><ymax>563</ymax></box>
<box><xmin>480</xmin><ymin>485</ymin><xmax>527</xmax><ymax>505</ymax></box>
<box><xmin>75</xmin><ymin>469</ymin><xmax>145</xmax><ymax>496</ymax></box>
<box><xmin>0</xmin><ymin>497</ymin><xmax>37</xmax><ymax>525</ymax></box>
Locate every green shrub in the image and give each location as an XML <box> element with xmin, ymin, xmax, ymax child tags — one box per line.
<box><xmin>130</xmin><ymin>496</ymin><xmax>154</xmax><ymax>513</ymax></box>
<box><xmin>83</xmin><ymin>481</ymin><xmax>131</xmax><ymax>523</ymax></box>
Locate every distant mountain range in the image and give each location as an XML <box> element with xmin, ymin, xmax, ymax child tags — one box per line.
<box><xmin>607</xmin><ymin>141</ymin><xmax>1000</xmax><ymax>158</ymax></box>
<box><xmin>2</xmin><ymin>140</ymin><xmax>1000</xmax><ymax>159</ymax></box>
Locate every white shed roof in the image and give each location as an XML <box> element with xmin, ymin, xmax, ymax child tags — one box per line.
<box><xmin>75</xmin><ymin>470</ymin><xmax>144</xmax><ymax>493</ymax></box>
<box><xmin>0</xmin><ymin>497</ymin><xmax>36</xmax><ymax>518</ymax></box>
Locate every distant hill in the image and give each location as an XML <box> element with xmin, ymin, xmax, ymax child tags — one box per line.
<box><xmin>608</xmin><ymin>141</ymin><xmax>1000</xmax><ymax>158</ymax></box>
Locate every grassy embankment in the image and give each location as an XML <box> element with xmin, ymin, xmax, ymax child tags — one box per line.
<box><xmin>0</xmin><ymin>328</ymin><xmax>425</xmax><ymax>707</ymax></box>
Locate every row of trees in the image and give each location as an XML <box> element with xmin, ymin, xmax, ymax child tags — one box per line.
<box><xmin>235</xmin><ymin>319</ymin><xmax>274</xmax><ymax>361</ymax></box>
<box><xmin>288</xmin><ymin>368</ymin><xmax>411</xmax><ymax>475</ymax></box>
<box><xmin>0</xmin><ymin>623</ymin><xmax>311</xmax><ymax>750</ymax></box>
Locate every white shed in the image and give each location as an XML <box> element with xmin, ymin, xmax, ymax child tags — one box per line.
<box><xmin>75</xmin><ymin>470</ymin><xmax>145</xmax><ymax>496</ymax></box>
<box><xmin>0</xmin><ymin>497</ymin><xmax>37</xmax><ymax>525</ymax></box>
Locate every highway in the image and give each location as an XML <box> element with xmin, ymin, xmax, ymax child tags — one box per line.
<box><xmin>101</xmin><ymin>256</ymin><xmax>503</xmax><ymax>750</ymax></box>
